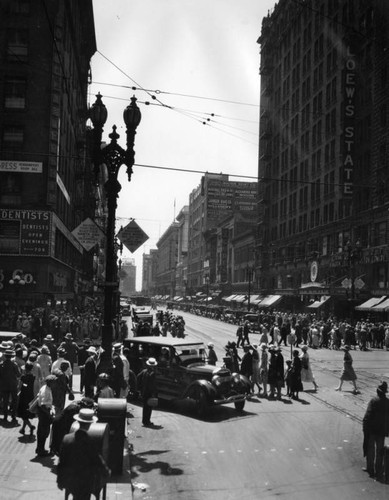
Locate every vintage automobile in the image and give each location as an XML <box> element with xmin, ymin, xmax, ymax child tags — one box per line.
<box><xmin>124</xmin><ymin>336</ymin><xmax>251</xmax><ymax>417</ymax></box>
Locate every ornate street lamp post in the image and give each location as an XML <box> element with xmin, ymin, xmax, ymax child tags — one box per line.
<box><xmin>89</xmin><ymin>93</ymin><xmax>141</xmax><ymax>357</ymax></box>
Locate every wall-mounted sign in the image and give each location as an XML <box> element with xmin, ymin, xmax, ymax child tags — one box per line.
<box><xmin>72</xmin><ymin>218</ymin><xmax>105</xmax><ymax>252</ymax></box>
<box><xmin>0</xmin><ymin>209</ymin><xmax>51</xmax><ymax>256</ymax></box>
<box><xmin>0</xmin><ymin>160</ymin><xmax>42</xmax><ymax>173</ymax></box>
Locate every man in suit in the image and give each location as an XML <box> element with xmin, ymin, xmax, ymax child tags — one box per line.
<box><xmin>57</xmin><ymin>408</ymin><xmax>110</xmax><ymax>499</ymax></box>
<box><xmin>137</xmin><ymin>357</ymin><xmax>158</xmax><ymax>426</ymax></box>
<box><xmin>84</xmin><ymin>347</ymin><xmax>99</xmax><ymax>398</ymax></box>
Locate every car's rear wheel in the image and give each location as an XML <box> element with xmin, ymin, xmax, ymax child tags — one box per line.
<box><xmin>194</xmin><ymin>388</ymin><xmax>209</xmax><ymax>418</ymax></box>
<box><xmin>234</xmin><ymin>400</ymin><xmax>245</xmax><ymax>412</ymax></box>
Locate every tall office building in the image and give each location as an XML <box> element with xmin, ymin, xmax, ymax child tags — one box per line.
<box><xmin>257</xmin><ymin>0</ymin><xmax>389</xmax><ymax>315</ymax></box>
<box><xmin>187</xmin><ymin>173</ymin><xmax>257</xmax><ymax>294</ymax></box>
<box><xmin>0</xmin><ymin>0</ymin><xmax>96</xmax><ymax>316</ymax></box>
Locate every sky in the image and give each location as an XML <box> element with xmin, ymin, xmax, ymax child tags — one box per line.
<box><xmin>90</xmin><ymin>0</ymin><xmax>277</xmax><ymax>290</ymax></box>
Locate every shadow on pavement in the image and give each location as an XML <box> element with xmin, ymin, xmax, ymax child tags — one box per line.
<box><xmin>130</xmin><ymin>448</ymin><xmax>184</xmax><ymax>479</ymax></box>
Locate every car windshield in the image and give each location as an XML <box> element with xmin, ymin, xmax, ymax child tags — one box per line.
<box><xmin>175</xmin><ymin>344</ymin><xmax>206</xmax><ymax>363</ymax></box>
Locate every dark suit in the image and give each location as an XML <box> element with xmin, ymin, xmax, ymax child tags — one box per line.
<box><xmin>84</xmin><ymin>356</ymin><xmax>97</xmax><ymax>398</ymax></box>
<box><xmin>57</xmin><ymin>429</ymin><xmax>109</xmax><ymax>499</ymax></box>
<box><xmin>137</xmin><ymin>367</ymin><xmax>157</xmax><ymax>425</ymax></box>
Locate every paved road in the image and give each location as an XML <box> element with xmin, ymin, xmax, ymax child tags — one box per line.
<box><xmin>128</xmin><ymin>310</ymin><xmax>389</xmax><ymax>500</ymax></box>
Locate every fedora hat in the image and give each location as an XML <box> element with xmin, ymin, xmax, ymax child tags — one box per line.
<box><xmin>44</xmin><ymin>334</ymin><xmax>54</xmax><ymax>341</ymax></box>
<box><xmin>301</xmin><ymin>345</ymin><xmax>308</xmax><ymax>351</ymax></box>
<box><xmin>377</xmin><ymin>381</ymin><xmax>388</xmax><ymax>395</ymax></box>
<box><xmin>86</xmin><ymin>346</ymin><xmax>97</xmax><ymax>354</ymax></box>
<box><xmin>4</xmin><ymin>349</ymin><xmax>15</xmax><ymax>357</ymax></box>
<box><xmin>73</xmin><ymin>409</ymin><xmax>98</xmax><ymax>424</ymax></box>
<box><xmin>64</xmin><ymin>333</ymin><xmax>73</xmax><ymax>340</ymax></box>
<box><xmin>113</xmin><ymin>342</ymin><xmax>122</xmax><ymax>351</ymax></box>
<box><xmin>146</xmin><ymin>357</ymin><xmax>158</xmax><ymax>367</ymax></box>
<box><xmin>0</xmin><ymin>341</ymin><xmax>9</xmax><ymax>349</ymax></box>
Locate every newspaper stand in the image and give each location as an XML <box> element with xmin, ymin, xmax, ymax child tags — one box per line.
<box><xmin>97</xmin><ymin>398</ymin><xmax>127</xmax><ymax>475</ymax></box>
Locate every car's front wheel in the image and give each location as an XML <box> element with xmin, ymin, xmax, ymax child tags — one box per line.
<box><xmin>234</xmin><ymin>400</ymin><xmax>245</xmax><ymax>412</ymax></box>
<box><xmin>194</xmin><ymin>388</ymin><xmax>209</xmax><ymax>418</ymax></box>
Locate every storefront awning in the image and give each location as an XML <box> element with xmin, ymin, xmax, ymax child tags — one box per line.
<box><xmin>257</xmin><ymin>294</ymin><xmax>282</xmax><ymax>308</ymax></box>
<box><xmin>355</xmin><ymin>296</ymin><xmax>387</xmax><ymax>311</ymax></box>
<box><xmin>233</xmin><ymin>295</ymin><xmax>247</xmax><ymax>303</ymax></box>
<box><xmin>223</xmin><ymin>294</ymin><xmax>238</xmax><ymax>302</ymax></box>
<box><xmin>307</xmin><ymin>296</ymin><xmax>331</xmax><ymax>309</ymax></box>
<box><xmin>243</xmin><ymin>294</ymin><xmax>261</xmax><ymax>304</ymax></box>
<box><xmin>370</xmin><ymin>297</ymin><xmax>389</xmax><ymax>312</ymax></box>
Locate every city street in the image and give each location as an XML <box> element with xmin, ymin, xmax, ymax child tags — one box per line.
<box><xmin>127</xmin><ymin>310</ymin><xmax>389</xmax><ymax>500</ymax></box>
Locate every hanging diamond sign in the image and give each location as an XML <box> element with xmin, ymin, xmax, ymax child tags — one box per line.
<box><xmin>117</xmin><ymin>219</ymin><xmax>149</xmax><ymax>253</ymax></box>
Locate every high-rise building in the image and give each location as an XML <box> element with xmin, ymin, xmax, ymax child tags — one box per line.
<box><xmin>119</xmin><ymin>258</ymin><xmax>136</xmax><ymax>296</ymax></box>
<box><xmin>0</xmin><ymin>0</ymin><xmax>96</xmax><ymax>318</ymax></box>
<box><xmin>187</xmin><ymin>173</ymin><xmax>257</xmax><ymax>294</ymax></box>
<box><xmin>257</xmin><ymin>0</ymin><xmax>389</xmax><ymax>316</ymax></box>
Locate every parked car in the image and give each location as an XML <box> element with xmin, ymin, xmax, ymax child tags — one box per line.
<box><xmin>124</xmin><ymin>336</ymin><xmax>251</xmax><ymax>417</ymax></box>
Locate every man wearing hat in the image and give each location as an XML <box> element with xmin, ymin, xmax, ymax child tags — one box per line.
<box><xmin>43</xmin><ymin>334</ymin><xmax>57</xmax><ymax>361</ymax></box>
<box><xmin>137</xmin><ymin>357</ymin><xmax>158</xmax><ymax>426</ymax></box>
<box><xmin>0</xmin><ymin>349</ymin><xmax>21</xmax><ymax>423</ymax></box>
<box><xmin>111</xmin><ymin>343</ymin><xmax>125</xmax><ymax>398</ymax></box>
<box><xmin>207</xmin><ymin>342</ymin><xmax>218</xmax><ymax>366</ymax></box>
<box><xmin>84</xmin><ymin>346</ymin><xmax>99</xmax><ymax>398</ymax></box>
<box><xmin>362</xmin><ymin>381</ymin><xmax>389</xmax><ymax>480</ymax></box>
<box><xmin>51</xmin><ymin>397</ymin><xmax>96</xmax><ymax>456</ymax></box>
<box><xmin>57</xmin><ymin>408</ymin><xmax>110</xmax><ymax>499</ymax></box>
<box><xmin>62</xmin><ymin>333</ymin><xmax>79</xmax><ymax>389</ymax></box>
<box><xmin>77</xmin><ymin>339</ymin><xmax>92</xmax><ymax>394</ymax></box>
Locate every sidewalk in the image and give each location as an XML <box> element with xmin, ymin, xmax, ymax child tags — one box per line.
<box><xmin>0</xmin><ymin>383</ymin><xmax>135</xmax><ymax>500</ymax></box>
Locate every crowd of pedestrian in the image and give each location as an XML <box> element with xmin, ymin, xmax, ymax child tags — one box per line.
<box><xmin>0</xmin><ymin>330</ymin><xmax>135</xmax><ymax>459</ymax></box>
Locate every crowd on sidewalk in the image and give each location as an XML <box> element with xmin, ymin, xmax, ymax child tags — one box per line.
<box><xmin>0</xmin><ymin>330</ymin><xmax>134</xmax><ymax>459</ymax></box>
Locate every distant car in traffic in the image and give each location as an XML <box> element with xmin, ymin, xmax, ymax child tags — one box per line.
<box><xmin>124</xmin><ymin>336</ymin><xmax>251</xmax><ymax>417</ymax></box>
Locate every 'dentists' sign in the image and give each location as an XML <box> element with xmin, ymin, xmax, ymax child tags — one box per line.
<box><xmin>0</xmin><ymin>209</ymin><xmax>51</xmax><ymax>256</ymax></box>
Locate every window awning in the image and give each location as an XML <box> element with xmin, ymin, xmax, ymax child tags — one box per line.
<box><xmin>243</xmin><ymin>294</ymin><xmax>261</xmax><ymax>304</ymax></box>
<box><xmin>257</xmin><ymin>294</ymin><xmax>282</xmax><ymax>308</ymax></box>
<box><xmin>223</xmin><ymin>294</ymin><xmax>238</xmax><ymax>302</ymax></box>
<box><xmin>370</xmin><ymin>297</ymin><xmax>389</xmax><ymax>312</ymax></box>
<box><xmin>233</xmin><ymin>295</ymin><xmax>247</xmax><ymax>303</ymax></box>
<box><xmin>355</xmin><ymin>296</ymin><xmax>387</xmax><ymax>311</ymax></box>
<box><xmin>307</xmin><ymin>296</ymin><xmax>331</xmax><ymax>309</ymax></box>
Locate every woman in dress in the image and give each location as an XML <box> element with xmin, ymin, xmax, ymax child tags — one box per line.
<box><xmin>300</xmin><ymin>345</ymin><xmax>318</xmax><ymax>391</ymax></box>
<box><xmin>17</xmin><ymin>362</ymin><xmax>36</xmax><ymax>435</ymax></box>
<box><xmin>28</xmin><ymin>352</ymin><xmax>43</xmax><ymax>396</ymax></box>
<box><xmin>37</xmin><ymin>346</ymin><xmax>52</xmax><ymax>380</ymax></box>
<box><xmin>258</xmin><ymin>343</ymin><xmax>268</xmax><ymax>397</ymax></box>
<box><xmin>289</xmin><ymin>349</ymin><xmax>303</xmax><ymax>400</ymax></box>
<box><xmin>335</xmin><ymin>345</ymin><xmax>359</xmax><ymax>394</ymax></box>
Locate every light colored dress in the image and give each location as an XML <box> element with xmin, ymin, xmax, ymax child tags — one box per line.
<box><xmin>300</xmin><ymin>352</ymin><xmax>315</xmax><ymax>383</ymax></box>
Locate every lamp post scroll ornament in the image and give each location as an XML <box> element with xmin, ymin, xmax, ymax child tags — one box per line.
<box><xmin>89</xmin><ymin>93</ymin><xmax>141</xmax><ymax>357</ymax></box>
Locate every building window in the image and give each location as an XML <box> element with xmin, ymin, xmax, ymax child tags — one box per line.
<box><xmin>7</xmin><ymin>30</ymin><xmax>28</xmax><ymax>62</ymax></box>
<box><xmin>2</xmin><ymin>126</ymin><xmax>24</xmax><ymax>151</ymax></box>
<box><xmin>4</xmin><ymin>78</ymin><xmax>26</xmax><ymax>109</ymax></box>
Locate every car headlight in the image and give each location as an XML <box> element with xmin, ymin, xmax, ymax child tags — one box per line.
<box><xmin>232</xmin><ymin>374</ymin><xmax>241</xmax><ymax>385</ymax></box>
<box><xmin>212</xmin><ymin>375</ymin><xmax>222</xmax><ymax>386</ymax></box>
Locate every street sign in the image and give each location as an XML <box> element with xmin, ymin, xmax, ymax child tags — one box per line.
<box><xmin>71</xmin><ymin>217</ymin><xmax>105</xmax><ymax>251</ymax></box>
<box><xmin>354</xmin><ymin>278</ymin><xmax>365</xmax><ymax>290</ymax></box>
<box><xmin>117</xmin><ymin>219</ymin><xmax>149</xmax><ymax>253</ymax></box>
<box><xmin>341</xmin><ymin>278</ymin><xmax>352</xmax><ymax>289</ymax></box>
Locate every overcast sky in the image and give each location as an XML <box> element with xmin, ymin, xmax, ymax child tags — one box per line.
<box><xmin>90</xmin><ymin>0</ymin><xmax>277</xmax><ymax>290</ymax></box>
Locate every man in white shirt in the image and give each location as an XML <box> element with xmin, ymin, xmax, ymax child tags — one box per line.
<box><xmin>36</xmin><ymin>374</ymin><xmax>56</xmax><ymax>457</ymax></box>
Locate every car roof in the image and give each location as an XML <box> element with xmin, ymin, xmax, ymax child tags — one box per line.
<box><xmin>0</xmin><ymin>331</ymin><xmax>18</xmax><ymax>339</ymax></box>
<box><xmin>128</xmin><ymin>336</ymin><xmax>203</xmax><ymax>347</ymax></box>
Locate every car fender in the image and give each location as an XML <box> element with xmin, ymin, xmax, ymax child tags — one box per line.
<box><xmin>184</xmin><ymin>379</ymin><xmax>217</xmax><ymax>401</ymax></box>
